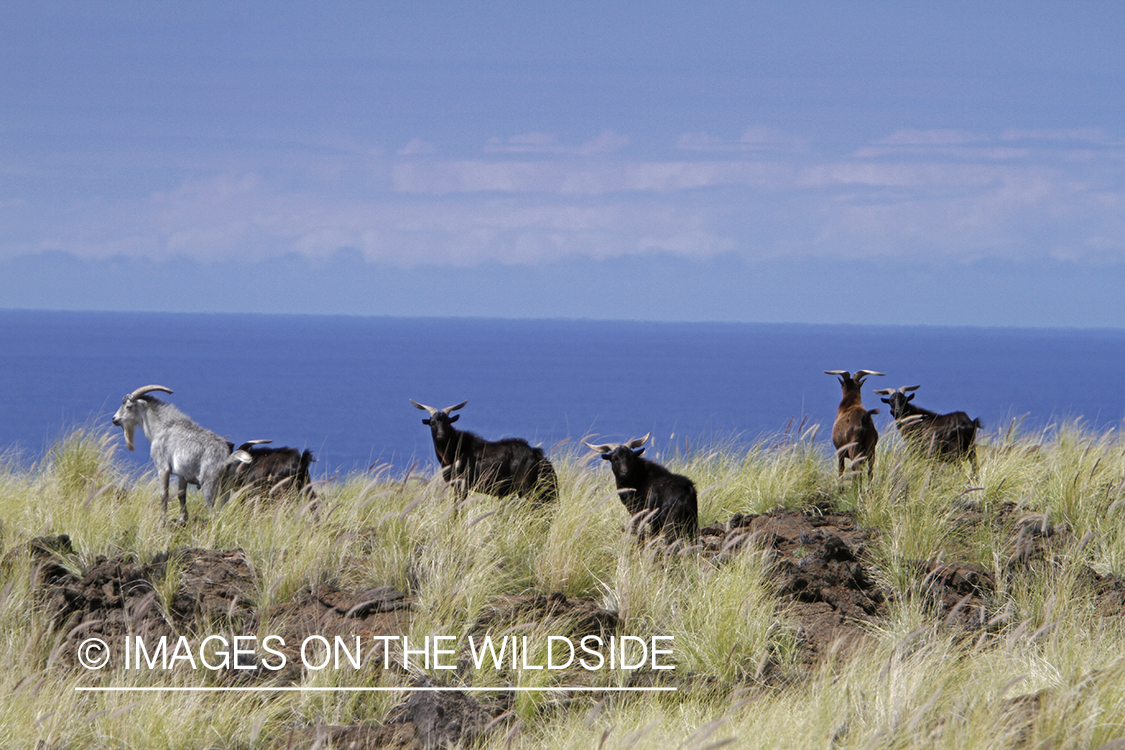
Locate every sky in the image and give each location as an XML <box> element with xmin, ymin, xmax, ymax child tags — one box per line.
<box><xmin>3</xmin><ymin>2</ymin><xmax>1125</xmax><ymax>327</ymax></box>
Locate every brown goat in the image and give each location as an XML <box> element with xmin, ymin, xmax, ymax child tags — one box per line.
<box><xmin>824</xmin><ymin>369</ymin><xmax>885</xmax><ymax>479</ymax></box>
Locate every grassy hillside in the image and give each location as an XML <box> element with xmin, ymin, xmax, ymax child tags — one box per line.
<box><xmin>3</xmin><ymin>422</ymin><xmax>1125</xmax><ymax>748</ymax></box>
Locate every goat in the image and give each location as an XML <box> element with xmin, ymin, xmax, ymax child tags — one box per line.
<box><xmin>224</xmin><ymin>439</ymin><xmax>317</xmax><ymax>499</ymax></box>
<box><xmin>873</xmin><ymin>385</ymin><xmax>983</xmax><ymax>469</ymax></box>
<box><xmin>410</xmin><ymin>399</ymin><xmax>558</xmax><ymax>508</ymax></box>
<box><xmin>825</xmin><ymin>370</ymin><xmax>885</xmax><ymax>479</ymax></box>
<box><xmin>585</xmin><ymin>433</ymin><xmax>698</xmax><ymax>542</ymax></box>
<box><xmin>111</xmin><ymin>385</ymin><xmax>251</xmax><ymax>523</ymax></box>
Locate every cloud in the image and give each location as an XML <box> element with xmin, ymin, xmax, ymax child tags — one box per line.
<box><xmin>850</xmin><ymin>145</ymin><xmax>1033</xmax><ymax>160</ymax></box>
<box><xmin>799</xmin><ymin>162</ymin><xmax>1000</xmax><ymax>190</ymax></box>
<box><xmin>482</xmin><ymin>130</ymin><xmax>629</xmax><ymax>155</ymax></box>
<box><xmin>1000</xmin><ymin>128</ymin><xmax>1110</xmax><ymax>144</ymax></box>
<box><xmin>876</xmin><ymin>129</ymin><xmax>985</xmax><ymax>146</ymax></box>
<box><xmin>9</xmin><ymin>126</ymin><xmax>1125</xmax><ymax>274</ymax></box>
<box><xmin>21</xmin><ymin>167</ymin><xmax>739</xmax><ymax>267</ymax></box>
<box><xmin>853</xmin><ymin>129</ymin><xmax>1125</xmax><ymax>161</ymax></box>
<box><xmin>676</xmin><ymin>127</ymin><xmax>806</xmax><ymax>153</ymax></box>
<box><xmin>393</xmin><ymin>160</ymin><xmax>794</xmax><ymax>194</ymax></box>
<box><xmin>398</xmin><ymin>138</ymin><xmax>437</xmax><ymax>155</ymax></box>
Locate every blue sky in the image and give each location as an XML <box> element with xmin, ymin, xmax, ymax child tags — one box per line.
<box><xmin>3</xmin><ymin>2</ymin><xmax>1125</xmax><ymax>326</ymax></box>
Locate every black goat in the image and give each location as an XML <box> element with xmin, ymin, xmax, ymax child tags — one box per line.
<box><xmin>825</xmin><ymin>370</ymin><xmax>884</xmax><ymax>479</ymax></box>
<box><xmin>585</xmin><ymin>433</ymin><xmax>698</xmax><ymax>542</ymax></box>
<box><xmin>873</xmin><ymin>385</ymin><xmax>983</xmax><ymax>469</ymax></box>
<box><xmin>410</xmin><ymin>399</ymin><xmax>558</xmax><ymax>507</ymax></box>
<box><xmin>225</xmin><ymin>440</ymin><xmax>317</xmax><ymax>499</ymax></box>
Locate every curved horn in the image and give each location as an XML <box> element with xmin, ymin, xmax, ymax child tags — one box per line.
<box><xmin>585</xmin><ymin>440</ymin><xmax>618</xmax><ymax>454</ymax></box>
<box><xmin>824</xmin><ymin>370</ymin><xmax>849</xmax><ymax>376</ymax></box>
<box><xmin>443</xmin><ymin>400</ymin><xmax>468</xmax><ymax>415</ymax></box>
<box><xmin>127</xmin><ymin>384</ymin><xmax>173</xmax><ymax>401</ymax></box>
<box><xmin>625</xmin><ymin>433</ymin><xmax>651</xmax><ymax>450</ymax></box>
<box><xmin>902</xmin><ymin>385</ymin><xmax>921</xmax><ymax>393</ymax></box>
<box><xmin>410</xmin><ymin>399</ymin><xmax>440</xmax><ymax>417</ymax></box>
<box><xmin>854</xmin><ymin>370</ymin><xmax>885</xmax><ymax>378</ymax></box>
<box><xmin>872</xmin><ymin>388</ymin><xmax>895</xmax><ymax>396</ymax></box>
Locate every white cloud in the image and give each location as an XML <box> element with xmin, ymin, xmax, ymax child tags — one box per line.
<box><xmin>1000</xmin><ymin>128</ymin><xmax>1110</xmax><ymax>143</ymax></box>
<box><xmin>799</xmin><ymin>162</ymin><xmax>1001</xmax><ymax>189</ymax></box>
<box><xmin>850</xmin><ymin>145</ymin><xmax>1032</xmax><ymax>160</ymax></box>
<box><xmin>876</xmin><ymin>129</ymin><xmax>984</xmax><ymax>146</ymax></box>
<box><xmin>398</xmin><ymin>138</ymin><xmax>437</xmax><ymax>155</ymax></box>
<box><xmin>676</xmin><ymin>127</ymin><xmax>806</xmax><ymax>153</ymax></box>
<box><xmin>13</xmin><ymin>125</ymin><xmax>1125</xmax><ymax>272</ymax></box>
<box><xmin>576</xmin><ymin>130</ymin><xmax>630</xmax><ymax>156</ymax></box>
<box><xmin>393</xmin><ymin>160</ymin><xmax>794</xmax><ymax>195</ymax></box>
<box><xmin>483</xmin><ymin>130</ymin><xmax>629</xmax><ymax>155</ymax></box>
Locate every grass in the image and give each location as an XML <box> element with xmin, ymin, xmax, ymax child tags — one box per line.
<box><xmin>2</xmin><ymin>422</ymin><xmax>1125</xmax><ymax>747</ymax></box>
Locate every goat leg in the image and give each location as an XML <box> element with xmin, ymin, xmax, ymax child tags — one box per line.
<box><xmin>160</xmin><ymin>470</ymin><xmax>171</xmax><ymax>523</ymax></box>
<box><xmin>177</xmin><ymin>476</ymin><xmax>189</xmax><ymax>524</ymax></box>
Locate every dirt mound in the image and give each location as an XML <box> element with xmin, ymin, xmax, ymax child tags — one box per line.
<box><xmin>702</xmin><ymin>508</ymin><xmax>884</xmax><ymax>658</ymax></box>
<box><xmin>259</xmin><ymin>582</ymin><xmax>412</xmax><ymax>677</ymax></box>
<box><xmin>274</xmin><ymin>723</ymin><xmax>414</xmax><ymax>750</ymax></box>
<box><xmin>168</xmin><ymin>549</ymin><xmax>258</xmax><ymax>626</ymax></box>
<box><xmin>32</xmin><ymin>541</ymin><xmax>411</xmax><ymax>676</ymax></box>
<box><xmin>38</xmin><ymin>545</ymin><xmax>259</xmax><ymax>668</ymax></box>
<box><xmin>385</xmin><ymin>680</ymin><xmax>501</xmax><ymax>749</ymax></box>
<box><xmin>472</xmin><ymin>592</ymin><xmax>618</xmax><ymax>638</ymax></box>
<box><xmin>912</xmin><ymin>561</ymin><xmax>995</xmax><ymax>629</ymax></box>
<box><xmin>273</xmin><ymin>679</ymin><xmax>501</xmax><ymax>750</ymax></box>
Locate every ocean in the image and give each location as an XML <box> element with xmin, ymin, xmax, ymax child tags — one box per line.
<box><xmin>2</xmin><ymin>310</ymin><xmax>1124</xmax><ymax>480</ymax></box>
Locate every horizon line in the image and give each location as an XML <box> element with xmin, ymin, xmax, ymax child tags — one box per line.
<box><xmin>3</xmin><ymin>306</ymin><xmax>1122</xmax><ymax>334</ymax></box>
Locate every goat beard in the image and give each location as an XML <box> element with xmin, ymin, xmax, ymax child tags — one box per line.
<box><xmin>122</xmin><ymin>424</ymin><xmax>136</xmax><ymax>451</ymax></box>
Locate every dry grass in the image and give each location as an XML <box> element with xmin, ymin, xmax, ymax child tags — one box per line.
<box><xmin>2</xmin><ymin>423</ymin><xmax>1125</xmax><ymax>748</ymax></box>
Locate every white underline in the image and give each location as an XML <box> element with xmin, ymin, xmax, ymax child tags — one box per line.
<box><xmin>76</xmin><ymin>686</ymin><xmax>677</xmax><ymax>693</ymax></box>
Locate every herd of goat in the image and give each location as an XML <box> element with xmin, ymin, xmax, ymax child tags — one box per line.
<box><xmin>110</xmin><ymin>372</ymin><xmax>983</xmax><ymax>538</ymax></box>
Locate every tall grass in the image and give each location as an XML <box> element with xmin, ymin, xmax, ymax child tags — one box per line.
<box><xmin>2</xmin><ymin>422</ymin><xmax>1125</xmax><ymax>748</ymax></box>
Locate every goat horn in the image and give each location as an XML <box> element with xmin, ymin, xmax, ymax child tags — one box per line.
<box><xmin>824</xmin><ymin>370</ymin><xmax>849</xmax><ymax>376</ymax></box>
<box><xmin>872</xmin><ymin>388</ymin><xmax>895</xmax><ymax>396</ymax></box>
<box><xmin>902</xmin><ymin>385</ymin><xmax>921</xmax><ymax>393</ymax></box>
<box><xmin>410</xmin><ymin>399</ymin><xmax>440</xmax><ymax>417</ymax></box>
<box><xmin>854</xmin><ymin>370</ymin><xmax>885</xmax><ymax>378</ymax></box>
<box><xmin>626</xmin><ymin>433</ymin><xmax>650</xmax><ymax>449</ymax></box>
<box><xmin>443</xmin><ymin>400</ymin><xmax>468</xmax><ymax>414</ymax></box>
<box><xmin>127</xmin><ymin>384</ymin><xmax>173</xmax><ymax>401</ymax></box>
<box><xmin>586</xmin><ymin>432</ymin><xmax>650</xmax><ymax>453</ymax></box>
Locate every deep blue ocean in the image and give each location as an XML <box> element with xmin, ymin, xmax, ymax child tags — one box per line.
<box><xmin>2</xmin><ymin>310</ymin><xmax>1124</xmax><ymax>481</ymax></box>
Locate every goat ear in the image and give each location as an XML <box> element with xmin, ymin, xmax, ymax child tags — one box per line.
<box><xmin>634</xmin><ymin>447</ymin><xmax>645</xmax><ymax>457</ymax></box>
<box><xmin>449</xmin><ymin>414</ymin><xmax>459</xmax><ymax>423</ymax></box>
<box><xmin>880</xmin><ymin>397</ymin><xmax>890</xmax><ymax>404</ymax></box>
<box><xmin>422</xmin><ymin>418</ymin><xmax>432</xmax><ymax>426</ymax></box>
<box><xmin>906</xmin><ymin>393</ymin><xmax>915</xmax><ymax>402</ymax></box>
<box><xmin>601</xmin><ymin>453</ymin><xmax>611</xmax><ymax>461</ymax></box>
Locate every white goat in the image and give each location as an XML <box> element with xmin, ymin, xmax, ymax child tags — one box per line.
<box><xmin>112</xmin><ymin>384</ymin><xmax>251</xmax><ymax>523</ymax></box>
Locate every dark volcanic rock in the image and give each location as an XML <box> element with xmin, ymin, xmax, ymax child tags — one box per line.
<box><xmin>274</xmin><ymin>683</ymin><xmax>502</xmax><ymax>750</ymax></box>
<box><xmin>273</xmin><ymin>723</ymin><xmax>416</xmax><ymax>750</ymax></box>
<box><xmin>705</xmin><ymin>507</ymin><xmax>885</xmax><ymax>658</ymax></box>
<box><xmin>38</xmin><ymin>548</ymin><xmax>258</xmax><ymax>669</ymax></box>
<box><xmin>471</xmin><ymin>591</ymin><xmax>618</xmax><ymax>639</ymax></box>
<box><xmin>913</xmin><ymin>561</ymin><xmax>995</xmax><ymax>629</ymax></box>
<box><xmin>36</xmin><ymin>545</ymin><xmax>412</xmax><ymax>678</ymax></box>
<box><xmin>386</xmin><ymin>679</ymin><xmax>499</xmax><ymax>750</ymax></box>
